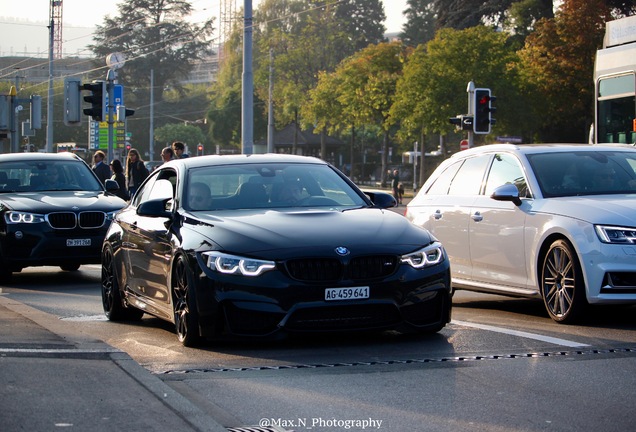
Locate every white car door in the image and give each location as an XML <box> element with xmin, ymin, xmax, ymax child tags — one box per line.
<box><xmin>468</xmin><ymin>153</ymin><xmax>531</xmax><ymax>294</ymax></box>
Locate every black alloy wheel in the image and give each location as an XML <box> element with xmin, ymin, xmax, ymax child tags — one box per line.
<box><xmin>540</xmin><ymin>239</ymin><xmax>586</xmax><ymax>323</ymax></box>
<box><xmin>101</xmin><ymin>246</ymin><xmax>143</xmax><ymax>321</ymax></box>
<box><xmin>172</xmin><ymin>255</ymin><xmax>201</xmax><ymax>347</ymax></box>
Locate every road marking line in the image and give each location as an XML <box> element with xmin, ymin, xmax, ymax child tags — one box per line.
<box><xmin>452</xmin><ymin>320</ymin><xmax>591</xmax><ymax>347</ymax></box>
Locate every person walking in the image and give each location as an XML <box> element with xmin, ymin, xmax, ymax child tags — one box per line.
<box><xmin>172</xmin><ymin>141</ymin><xmax>189</xmax><ymax>158</ymax></box>
<box><xmin>126</xmin><ymin>148</ymin><xmax>149</xmax><ymax>198</ymax></box>
<box><xmin>109</xmin><ymin>159</ymin><xmax>130</xmax><ymax>201</ymax></box>
<box><xmin>391</xmin><ymin>169</ymin><xmax>401</xmax><ymax>205</ymax></box>
<box><xmin>92</xmin><ymin>150</ymin><xmax>111</xmax><ymax>186</ymax></box>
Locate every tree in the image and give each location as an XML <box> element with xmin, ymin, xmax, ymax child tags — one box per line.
<box><xmin>331</xmin><ymin>0</ymin><xmax>387</xmax><ymax>52</ymax></box>
<box><xmin>89</xmin><ymin>0</ymin><xmax>215</xmax><ymax>103</ymax></box>
<box><xmin>331</xmin><ymin>42</ymin><xmax>408</xmax><ymax>186</ymax></box>
<box><xmin>391</xmin><ymin>26</ymin><xmax>520</xmax><ymax>143</ymax></box>
<box><xmin>517</xmin><ymin>0</ymin><xmax>611</xmax><ymax>142</ymax></box>
<box><xmin>153</xmin><ymin>123</ymin><xmax>207</xmax><ymax>152</ymax></box>
<box><xmin>400</xmin><ymin>0</ymin><xmax>436</xmax><ymax>47</ymax></box>
<box><xmin>88</xmin><ymin>0</ymin><xmax>215</xmax><ymax>152</ymax></box>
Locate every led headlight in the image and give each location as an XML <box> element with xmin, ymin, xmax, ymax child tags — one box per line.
<box><xmin>5</xmin><ymin>211</ymin><xmax>46</xmax><ymax>224</ymax></box>
<box><xmin>400</xmin><ymin>241</ymin><xmax>445</xmax><ymax>268</ymax></box>
<box><xmin>595</xmin><ymin>225</ymin><xmax>636</xmax><ymax>244</ymax></box>
<box><xmin>202</xmin><ymin>251</ymin><xmax>276</xmax><ymax>276</ymax></box>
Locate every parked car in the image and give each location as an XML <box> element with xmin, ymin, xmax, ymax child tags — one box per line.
<box><xmin>101</xmin><ymin>154</ymin><xmax>451</xmax><ymax>346</ymax></box>
<box><xmin>144</xmin><ymin>160</ymin><xmax>163</xmax><ymax>173</ymax></box>
<box><xmin>0</xmin><ymin>152</ymin><xmax>127</xmax><ymax>282</ymax></box>
<box><xmin>405</xmin><ymin>143</ymin><xmax>636</xmax><ymax>323</ymax></box>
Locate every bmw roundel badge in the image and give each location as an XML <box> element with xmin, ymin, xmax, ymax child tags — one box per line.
<box><xmin>335</xmin><ymin>246</ymin><xmax>350</xmax><ymax>256</ymax></box>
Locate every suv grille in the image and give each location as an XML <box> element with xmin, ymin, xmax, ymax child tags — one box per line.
<box><xmin>47</xmin><ymin>211</ymin><xmax>107</xmax><ymax>229</ymax></box>
<box><xmin>286</xmin><ymin>255</ymin><xmax>398</xmax><ymax>283</ymax></box>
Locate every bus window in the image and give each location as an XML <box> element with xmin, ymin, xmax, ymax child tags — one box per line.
<box><xmin>597</xmin><ymin>74</ymin><xmax>635</xmax><ymax>144</ymax></box>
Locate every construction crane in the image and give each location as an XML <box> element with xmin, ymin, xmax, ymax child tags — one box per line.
<box><xmin>50</xmin><ymin>0</ymin><xmax>63</xmax><ymax>59</ymax></box>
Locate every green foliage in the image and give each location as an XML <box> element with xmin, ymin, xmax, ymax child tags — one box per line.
<box><xmin>153</xmin><ymin>123</ymin><xmax>206</xmax><ymax>151</ymax></box>
<box><xmin>392</xmin><ymin>26</ymin><xmax>520</xmax><ymax>141</ymax></box>
<box><xmin>400</xmin><ymin>0</ymin><xmax>436</xmax><ymax>47</ymax></box>
<box><xmin>517</xmin><ymin>0</ymin><xmax>610</xmax><ymax>142</ymax></box>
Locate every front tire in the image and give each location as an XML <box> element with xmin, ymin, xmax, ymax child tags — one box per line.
<box><xmin>540</xmin><ymin>239</ymin><xmax>586</xmax><ymax>323</ymax></box>
<box><xmin>101</xmin><ymin>246</ymin><xmax>143</xmax><ymax>321</ymax></box>
<box><xmin>172</xmin><ymin>255</ymin><xmax>202</xmax><ymax>347</ymax></box>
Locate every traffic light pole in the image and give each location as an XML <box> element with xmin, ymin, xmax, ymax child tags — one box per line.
<box><xmin>466</xmin><ymin>81</ymin><xmax>475</xmax><ymax>149</ymax></box>
<box><xmin>106</xmin><ymin>69</ymin><xmax>116</xmax><ymax>163</ymax></box>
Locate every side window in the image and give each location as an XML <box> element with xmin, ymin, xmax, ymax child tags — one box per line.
<box><xmin>132</xmin><ymin>173</ymin><xmax>158</xmax><ymax>206</ymax></box>
<box><xmin>484</xmin><ymin>153</ymin><xmax>528</xmax><ymax>197</ymax></box>
<box><xmin>448</xmin><ymin>155</ymin><xmax>490</xmax><ymax>196</ymax></box>
<box><xmin>426</xmin><ymin>161</ymin><xmax>462</xmax><ymax>195</ymax></box>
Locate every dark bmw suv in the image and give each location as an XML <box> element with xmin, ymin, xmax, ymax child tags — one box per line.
<box><xmin>0</xmin><ymin>152</ymin><xmax>127</xmax><ymax>282</ymax></box>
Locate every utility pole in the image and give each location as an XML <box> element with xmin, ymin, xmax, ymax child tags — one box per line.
<box><xmin>242</xmin><ymin>0</ymin><xmax>254</xmax><ymax>154</ymax></box>
<box><xmin>267</xmin><ymin>48</ymin><xmax>274</xmax><ymax>153</ymax></box>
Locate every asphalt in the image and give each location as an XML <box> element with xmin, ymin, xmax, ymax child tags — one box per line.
<box><xmin>0</xmin><ymin>294</ymin><xmax>227</xmax><ymax>432</ymax></box>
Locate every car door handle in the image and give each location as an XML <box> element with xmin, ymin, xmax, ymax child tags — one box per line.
<box><xmin>471</xmin><ymin>211</ymin><xmax>483</xmax><ymax>222</ymax></box>
<box><xmin>433</xmin><ymin>210</ymin><xmax>442</xmax><ymax>220</ymax></box>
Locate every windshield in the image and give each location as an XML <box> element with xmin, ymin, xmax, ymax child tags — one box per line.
<box><xmin>185</xmin><ymin>162</ymin><xmax>368</xmax><ymax>211</ymax></box>
<box><xmin>527</xmin><ymin>150</ymin><xmax>636</xmax><ymax>197</ymax></box>
<box><xmin>0</xmin><ymin>160</ymin><xmax>103</xmax><ymax>193</ymax></box>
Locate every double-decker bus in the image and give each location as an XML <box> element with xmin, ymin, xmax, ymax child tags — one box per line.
<box><xmin>593</xmin><ymin>15</ymin><xmax>636</xmax><ymax>144</ymax></box>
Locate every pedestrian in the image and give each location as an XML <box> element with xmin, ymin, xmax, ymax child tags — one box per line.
<box><xmin>92</xmin><ymin>150</ymin><xmax>111</xmax><ymax>186</ymax></box>
<box><xmin>172</xmin><ymin>141</ymin><xmax>189</xmax><ymax>158</ymax></box>
<box><xmin>391</xmin><ymin>169</ymin><xmax>400</xmax><ymax>204</ymax></box>
<box><xmin>126</xmin><ymin>148</ymin><xmax>149</xmax><ymax>198</ymax></box>
<box><xmin>397</xmin><ymin>181</ymin><xmax>404</xmax><ymax>205</ymax></box>
<box><xmin>109</xmin><ymin>159</ymin><xmax>130</xmax><ymax>201</ymax></box>
<box><xmin>161</xmin><ymin>146</ymin><xmax>174</xmax><ymax>164</ymax></box>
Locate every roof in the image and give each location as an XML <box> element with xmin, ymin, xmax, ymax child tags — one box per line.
<box><xmin>451</xmin><ymin>143</ymin><xmax>636</xmax><ymax>159</ymax></box>
<box><xmin>0</xmin><ymin>152</ymin><xmax>83</xmax><ymax>162</ymax></box>
<box><xmin>157</xmin><ymin>153</ymin><xmax>328</xmax><ymax>170</ymax></box>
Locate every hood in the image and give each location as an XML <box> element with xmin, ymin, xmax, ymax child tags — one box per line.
<box><xmin>533</xmin><ymin>195</ymin><xmax>636</xmax><ymax>226</ymax></box>
<box><xmin>0</xmin><ymin>190</ymin><xmax>126</xmax><ymax>213</ymax></box>
<box><xmin>187</xmin><ymin>207</ymin><xmax>434</xmax><ymax>258</ymax></box>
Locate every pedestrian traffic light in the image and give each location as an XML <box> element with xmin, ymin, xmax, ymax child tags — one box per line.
<box><xmin>473</xmin><ymin>88</ymin><xmax>494</xmax><ymax>134</ymax></box>
<box><xmin>82</xmin><ymin>81</ymin><xmax>106</xmax><ymax>122</ymax></box>
<box><xmin>197</xmin><ymin>144</ymin><xmax>204</xmax><ymax>156</ymax></box>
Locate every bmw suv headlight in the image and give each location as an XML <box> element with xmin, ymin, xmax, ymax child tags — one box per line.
<box><xmin>5</xmin><ymin>211</ymin><xmax>46</xmax><ymax>224</ymax></box>
<box><xmin>202</xmin><ymin>251</ymin><xmax>276</xmax><ymax>276</ymax></box>
<box><xmin>595</xmin><ymin>225</ymin><xmax>636</xmax><ymax>244</ymax></box>
<box><xmin>401</xmin><ymin>242</ymin><xmax>445</xmax><ymax>268</ymax></box>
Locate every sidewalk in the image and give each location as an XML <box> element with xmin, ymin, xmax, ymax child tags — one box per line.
<box><xmin>0</xmin><ymin>294</ymin><xmax>227</xmax><ymax>432</ymax></box>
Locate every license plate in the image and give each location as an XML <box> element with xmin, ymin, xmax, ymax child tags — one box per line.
<box><xmin>67</xmin><ymin>239</ymin><xmax>91</xmax><ymax>247</ymax></box>
<box><xmin>325</xmin><ymin>287</ymin><xmax>369</xmax><ymax>301</ymax></box>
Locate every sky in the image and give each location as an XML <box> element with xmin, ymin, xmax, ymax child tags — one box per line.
<box><xmin>0</xmin><ymin>0</ymin><xmax>408</xmax><ymax>57</ymax></box>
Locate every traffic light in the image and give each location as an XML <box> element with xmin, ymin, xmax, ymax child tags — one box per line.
<box><xmin>63</xmin><ymin>78</ymin><xmax>82</xmax><ymax>126</ymax></box>
<box><xmin>82</xmin><ymin>81</ymin><xmax>106</xmax><ymax>122</ymax></box>
<box><xmin>449</xmin><ymin>115</ymin><xmax>473</xmax><ymax>131</ymax></box>
<box><xmin>197</xmin><ymin>144</ymin><xmax>204</xmax><ymax>156</ymax></box>
<box><xmin>473</xmin><ymin>88</ymin><xmax>494</xmax><ymax>134</ymax></box>
<box><xmin>116</xmin><ymin>105</ymin><xmax>135</xmax><ymax>122</ymax></box>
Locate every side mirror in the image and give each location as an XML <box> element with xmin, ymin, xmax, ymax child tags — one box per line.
<box><xmin>491</xmin><ymin>183</ymin><xmax>522</xmax><ymax>206</ymax></box>
<box><xmin>363</xmin><ymin>191</ymin><xmax>397</xmax><ymax>209</ymax></box>
<box><xmin>137</xmin><ymin>198</ymin><xmax>173</xmax><ymax>218</ymax></box>
<box><xmin>104</xmin><ymin>179</ymin><xmax>120</xmax><ymax>193</ymax></box>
